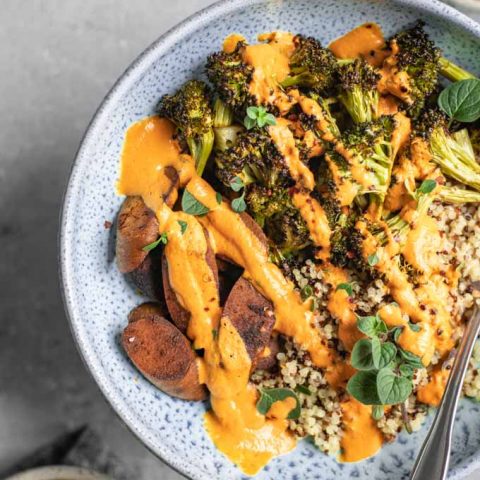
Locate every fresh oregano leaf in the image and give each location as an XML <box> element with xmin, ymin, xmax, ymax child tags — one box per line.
<box><xmin>231</xmin><ymin>192</ymin><xmax>247</xmax><ymax>213</ymax></box>
<box><xmin>256</xmin><ymin>388</ymin><xmax>301</xmax><ymax>419</ymax></box>
<box><xmin>438</xmin><ymin>79</ymin><xmax>480</xmax><ymax>123</ymax></box>
<box><xmin>301</xmin><ymin>284</ymin><xmax>314</xmax><ymax>300</ymax></box>
<box><xmin>182</xmin><ymin>190</ymin><xmax>210</xmax><ymax>216</ymax></box>
<box><xmin>372</xmin><ymin>340</ymin><xmax>397</xmax><ymax>370</ymax></box>
<box><xmin>357</xmin><ymin>315</ymin><xmax>387</xmax><ymax>338</ymax></box>
<box><xmin>264</xmin><ymin>113</ymin><xmax>277</xmax><ymax>126</ymax></box>
<box><xmin>212</xmin><ymin>329</ymin><xmax>218</xmax><ymax>340</ymax></box>
<box><xmin>391</xmin><ymin>326</ymin><xmax>404</xmax><ymax>343</ymax></box>
<box><xmin>177</xmin><ymin>220</ymin><xmax>188</xmax><ymax>235</ymax></box>
<box><xmin>351</xmin><ymin>339</ymin><xmax>375</xmax><ymax>371</ymax></box>
<box><xmin>368</xmin><ymin>252</ymin><xmax>379</xmax><ymax>266</ymax></box>
<box><xmin>346</xmin><ymin>370</ymin><xmax>381</xmax><ymax>405</ymax></box>
<box><xmin>399</xmin><ymin>363</ymin><xmax>415</xmax><ymax>378</ymax></box>
<box><xmin>372</xmin><ymin>405</ymin><xmax>384</xmax><ymax>421</ymax></box>
<box><xmin>336</xmin><ymin>282</ymin><xmax>353</xmax><ymax>296</ymax></box>
<box><xmin>376</xmin><ymin>368</ymin><xmax>413</xmax><ymax>404</ymax></box>
<box><xmin>295</xmin><ymin>384</ymin><xmax>312</xmax><ymax>395</ymax></box>
<box><xmin>408</xmin><ymin>322</ymin><xmax>421</xmax><ymax>332</ymax></box>
<box><xmin>246</xmin><ymin>106</ymin><xmax>258</xmax><ymax>119</ymax></box>
<box><xmin>417</xmin><ymin>179</ymin><xmax>437</xmax><ymax>195</ymax></box>
<box><xmin>244</xmin><ymin>115</ymin><xmax>257</xmax><ymax>130</ymax></box>
<box><xmin>215</xmin><ymin>192</ymin><xmax>222</xmax><ymax>204</ymax></box>
<box><xmin>230</xmin><ymin>176</ymin><xmax>244</xmax><ymax>192</ymax></box>
<box><xmin>399</xmin><ymin>348</ymin><xmax>424</xmax><ymax>369</ymax></box>
<box><xmin>142</xmin><ymin>232</ymin><xmax>168</xmax><ymax>252</ymax></box>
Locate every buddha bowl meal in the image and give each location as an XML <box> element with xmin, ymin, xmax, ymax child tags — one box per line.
<box><xmin>114</xmin><ymin>20</ymin><xmax>480</xmax><ymax>475</ymax></box>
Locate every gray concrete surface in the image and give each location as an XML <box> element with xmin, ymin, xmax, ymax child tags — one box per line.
<box><xmin>0</xmin><ymin>1</ymin><xmax>478</xmax><ymax>479</ymax></box>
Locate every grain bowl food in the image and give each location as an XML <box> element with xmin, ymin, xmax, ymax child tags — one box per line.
<box><xmin>114</xmin><ymin>20</ymin><xmax>480</xmax><ymax>475</ymax></box>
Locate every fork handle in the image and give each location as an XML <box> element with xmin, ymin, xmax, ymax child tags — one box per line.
<box><xmin>410</xmin><ymin>307</ymin><xmax>480</xmax><ymax>480</ymax></box>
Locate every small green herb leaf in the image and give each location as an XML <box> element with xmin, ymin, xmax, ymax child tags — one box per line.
<box><xmin>408</xmin><ymin>322</ymin><xmax>421</xmax><ymax>332</ymax></box>
<box><xmin>372</xmin><ymin>405</ymin><xmax>384</xmax><ymax>421</ymax></box>
<box><xmin>368</xmin><ymin>252</ymin><xmax>379</xmax><ymax>266</ymax></box>
<box><xmin>399</xmin><ymin>348</ymin><xmax>424</xmax><ymax>369</ymax></box>
<box><xmin>212</xmin><ymin>329</ymin><xmax>218</xmax><ymax>340</ymax></box>
<box><xmin>215</xmin><ymin>192</ymin><xmax>222</xmax><ymax>204</ymax></box>
<box><xmin>347</xmin><ymin>370</ymin><xmax>381</xmax><ymax>405</ymax></box>
<box><xmin>372</xmin><ymin>340</ymin><xmax>397</xmax><ymax>370</ymax></box>
<box><xmin>357</xmin><ymin>315</ymin><xmax>387</xmax><ymax>338</ymax></box>
<box><xmin>256</xmin><ymin>388</ymin><xmax>301</xmax><ymax>419</ymax></box>
<box><xmin>391</xmin><ymin>326</ymin><xmax>403</xmax><ymax>343</ymax></box>
<box><xmin>142</xmin><ymin>232</ymin><xmax>168</xmax><ymax>252</ymax></box>
<box><xmin>301</xmin><ymin>284</ymin><xmax>314</xmax><ymax>300</ymax></box>
<box><xmin>376</xmin><ymin>368</ymin><xmax>413</xmax><ymax>405</ymax></box>
<box><xmin>231</xmin><ymin>192</ymin><xmax>247</xmax><ymax>213</ymax></box>
<box><xmin>244</xmin><ymin>106</ymin><xmax>277</xmax><ymax>130</ymax></box>
<box><xmin>182</xmin><ymin>190</ymin><xmax>210</xmax><ymax>216</ymax></box>
<box><xmin>438</xmin><ymin>79</ymin><xmax>480</xmax><ymax>123</ymax></box>
<box><xmin>295</xmin><ymin>384</ymin><xmax>312</xmax><ymax>395</ymax></box>
<box><xmin>264</xmin><ymin>113</ymin><xmax>277</xmax><ymax>126</ymax></box>
<box><xmin>230</xmin><ymin>176</ymin><xmax>244</xmax><ymax>192</ymax></box>
<box><xmin>244</xmin><ymin>116</ymin><xmax>257</xmax><ymax>130</ymax></box>
<box><xmin>246</xmin><ymin>106</ymin><xmax>258</xmax><ymax>119</ymax></box>
<box><xmin>351</xmin><ymin>339</ymin><xmax>375</xmax><ymax>371</ymax></box>
<box><xmin>399</xmin><ymin>363</ymin><xmax>415</xmax><ymax>378</ymax></box>
<box><xmin>417</xmin><ymin>179</ymin><xmax>437</xmax><ymax>195</ymax></box>
<box><xmin>177</xmin><ymin>220</ymin><xmax>188</xmax><ymax>235</ymax></box>
<box><xmin>336</xmin><ymin>282</ymin><xmax>353</xmax><ymax>296</ymax></box>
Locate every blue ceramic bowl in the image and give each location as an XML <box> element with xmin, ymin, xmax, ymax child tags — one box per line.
<box><xmin>60</xmin><ymin>1</ymin><xmax>480</xmax><ymax>478</ymax></box>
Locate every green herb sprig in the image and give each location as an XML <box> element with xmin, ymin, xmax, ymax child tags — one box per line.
<box><xmin>347</xmin><ymin>314</ymin><xmax>425</xmax><ymax>417</ymax></box>
<box><xmin>229</xmin><ymin>176</ymin><xmax>247</xmax><ymax>213</ymax></box>
<box><xmin>244</xmin><ymin>106</ymin><xmax>277</xmax><ymax>130</ymax></box>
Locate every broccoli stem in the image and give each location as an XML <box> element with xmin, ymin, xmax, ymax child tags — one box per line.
<box><xmin>439</xmin><ymin>57</ymin><xmax>476</xmax><ymax>82</ymax></box>
<box><xmin>214</xmin><ymin>125</ymin><xmax>243</xmax><ymax>152</ymax></box>
<box><xmin>213</xmin><ymin>98</ymin><xmax>234</xmax><ymax>128</ymax></box>
<box><xmin>439</xmin><ymin>186</ymin><xmax>480</xmax><ymax>204</ymax></box>
<box><xmin>189</xmin><ymin>130</ymin><xmax>215</xmax><ymax>177</ymax></box>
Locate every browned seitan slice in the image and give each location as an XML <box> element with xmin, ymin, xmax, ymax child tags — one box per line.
<box><xmin>162</xmin><ymin>229</ymin><xmax>219</xmax><ymax>334</ymax></box>
<box><xmin>123</xmin><ymin>303</ymin><xmax>207</xmax><ymax>401</ymax></box>
<box><xmin>222</xmin><ymin>277</ymin><xmax>276</xmax><ymax>371</ymax></box>
<box><xmin>116</xmin><ymin>196</ymin><xmax>159</xmax><ymax>274</ymax></box>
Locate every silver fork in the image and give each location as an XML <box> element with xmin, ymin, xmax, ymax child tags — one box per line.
<box><xmin>410</xmin><ymin>303</ymin><xmax>480</xmax><ymax>480</ymax></box>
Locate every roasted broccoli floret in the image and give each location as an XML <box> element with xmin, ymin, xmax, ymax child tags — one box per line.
<box><xmin>299</xmin><ymin>94</ymin><xmax>341</xmax><ymax>140</ymax></box>
<box><xmin>215</xmin><ymin>128</ymin><xmax>291</xmax><ymax>189</ymax></box>
<box><xmin>157</xmin><ymin>80</ymin><xmax>214</xmax><ymax>176</ymax></box>
<box><xmin>414</xmin><ymin>108</ymin><xmax>480</xmax><ymax>191</ymax></box>
<box><xmin>280</xmin><ymin>35</ymin><xmax>338</xmax><ymax>95</ymax></box>
<box><xmin>265</xmin><ymin>204</ymin><xmax>311</xmax><ymax>255</ymax></box>
<box><xmin>206</xmin><ymin>42</ymin><xmax>256</xmax><ymax>116</ymax></box>
<box><xmin>245</xmin><ymin>184</ymin><xmax>291</xmax><ymax>226</ymax></box>
<box><xmin>439</xmin><ymin>57</ymin><xmax>476</xmax><ymax>82</ymax></box>
<box><xmin>386</xmin><ymin>22</ymin><xmax>440</xmax><ymax>116</ymax></box>
<box><xmin>342</xmin><ymin>116</ymin><xmax>395</xmax><ymax>210</ymax></box>
<box><xmin>337</xmin><ymin>58</ymin><xmax>380</xmax><ymax>124</ymax></box>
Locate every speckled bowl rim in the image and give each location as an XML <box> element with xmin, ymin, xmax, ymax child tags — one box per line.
<box><xmin>59</xmin><ymin>1</ymin><xmax>480</xmax><ymax>479</ymax></box>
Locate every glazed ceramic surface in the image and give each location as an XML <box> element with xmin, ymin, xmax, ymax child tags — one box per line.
<box><xmin>60</xmin><ymin>1</ymin><xmax>480</xmax><ymax>478</ymax></box>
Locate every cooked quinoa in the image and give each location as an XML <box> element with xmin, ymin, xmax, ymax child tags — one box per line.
<box><xmin>256</xmin><ymin>199</ymin><xmax>480</xmax><ymax>454</ymax></box>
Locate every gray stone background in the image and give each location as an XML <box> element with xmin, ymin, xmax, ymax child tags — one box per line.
<box><xmin>0</xmin><ymin>1</ymin><xmax>478</xmax><ymax>479</ymax></box>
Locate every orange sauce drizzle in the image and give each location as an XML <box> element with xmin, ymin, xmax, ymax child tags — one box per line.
<box><xmin>340</xmin><ymin>399</ymin><xmax>383</xmax><ymax>462</ymax></box>
<box><xmin>329</xmin><ymin>22</ymin><xmax>389</xmax><ymax>67</ymax></box>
